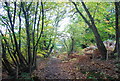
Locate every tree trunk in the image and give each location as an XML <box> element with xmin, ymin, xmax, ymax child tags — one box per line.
<box><xmin>18</xmin><ymin>5</ymin><xmax>22</xmax><ymax>52</ymax></box>
<box><xmin>114</xmin><ymin>2</ymin><xmax>120</xmax><ymax>59</ymax></box>
<box><xmin>70</xmin><ymin>37</ymin><xmax>74</xmax><ymax>54</ymax></box>
<box><xmin>32</xmin><ymin>2</ymin><xmax>39</xmax><ymax>68</ymax></box>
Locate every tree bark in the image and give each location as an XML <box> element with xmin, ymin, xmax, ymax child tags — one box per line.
<box><xmin>18</xmin><ymin>4</ymin><xmax>22</xmax><ymax>52</ymax></box>
<box><xmin>32</xmin><ymin>2</ymin><xmax>39</xmax><ymax>68</ymax></box>
<box><xmin>114</xmin><ymin>2</ymin><xmax>120</xmax><ymax>58</ymax></box>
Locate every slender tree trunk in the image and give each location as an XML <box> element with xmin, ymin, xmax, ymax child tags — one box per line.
<box><xmin>46</xmin><ymin>44</ymin><xmax>54</xmax><ymax>57</ymax></box>
<box><xmin>46</xmin><ymin>39</ymin><xmax>52</xmax><ymax>50</ymax></box>
<box><xmin>71</xmin><ymin>37</ymin><xmax>74</xmax><ymax>54</ymax></box>
<box><xmin>34</xmin><ymin>2</ymin><xmax>44</xmax><ymax>68</ymax></box>
<box><xmin>18</xmin><ymin>5</ymin><xmax>22</xmax><ymax>52</ymax></box>
<box><xmin>63</xmin><ymin>38</ymin><xmax>69</xmax><ymax>52</ymax></box>
<box><xmin>32</xmin><ymin>2</ymin><xmax>39</xmax><ymax>67</ymax></box>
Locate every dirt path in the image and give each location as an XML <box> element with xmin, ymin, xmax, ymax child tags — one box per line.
<box><xmin>43</xmin><ymin>57</ymin><xmax>67</xmax><ymax>79</ymax></box>
<box><xmin>33</xmin><ymin>55</ymin><xmax>119</xmax><ymax>79</ymax></box>
<box><xmin>33</xmin><ymin>57</ymin><xmax>83</xmax><ymax>79</ymax></box>
<box><xmin>33</xmin><ymin>57</ymin><xmax>65</xmax><ymax>79</ymax></box>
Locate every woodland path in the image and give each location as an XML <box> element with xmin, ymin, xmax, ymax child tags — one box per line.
<box><xmin>33</xmin><ymin>56</ymin><xmax>85</xmax><ymax>79</ymax></box>
<box><xmin>33</xmin><ymin>54</ymin><xmax>119</xmax><ymax>79</ymax></box>
<box><xmin>43</xmin><ymin>57</ymin><xmax>67</xmax><ymax>79</ymax></box>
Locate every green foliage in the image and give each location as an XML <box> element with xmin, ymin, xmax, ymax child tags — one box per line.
<box><xmin>57</xmin><ymin>2</ymin><xmax>116</xmax><ymax>53</ymax></box>
<box><xmin>0</xmin><ymin>2</ymin><xmax>118</xmax><ymax>79</ymax></box>
<box><xmin>37</xmin><ymin>50</ymin><xmax>48</xmax><ymax>58</ymax></box>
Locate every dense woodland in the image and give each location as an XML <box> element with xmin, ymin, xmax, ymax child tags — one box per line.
<box><xmin>0</xmin><ymin>1</ymin><xmax>120</xmax><ymax>80</ymax></box>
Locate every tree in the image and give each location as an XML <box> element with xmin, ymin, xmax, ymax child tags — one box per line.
<box><xmin>0</xmin><ymin>2</ymin><xmax>46</xmax><ymax>77</ymax></box>
<box><xmin>71</xmin><ymin>1</ymin><xmax>107</xmax><ymax>59</ymax></box>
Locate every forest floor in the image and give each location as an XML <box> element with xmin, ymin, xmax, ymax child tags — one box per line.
<box><xmin>32</xmin><ymin>53</ymin><xmax>120</xmax><ymax>80</ymax></box>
